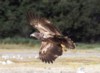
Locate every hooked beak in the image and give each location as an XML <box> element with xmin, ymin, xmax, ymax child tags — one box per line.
<box><xmin>30</xmin><ymin>33</ymin><xmax>35</xmax><ymax>37</ymax></box>
<box><xmin>30</xmin><ymin>33</ymin><xmax>37</xmax><ymax>39</ymax></box>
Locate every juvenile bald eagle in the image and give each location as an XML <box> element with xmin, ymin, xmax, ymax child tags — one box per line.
<box><xmin>27</xmin><ymin>11</ymin><xmax>75</xmax><ymax>63</ymax></box>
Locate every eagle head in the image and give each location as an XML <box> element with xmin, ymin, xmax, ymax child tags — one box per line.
<box><xmin>30</xmin><ymin>32</ymin><xmax>44</xmax><ymax>40</ymax></box>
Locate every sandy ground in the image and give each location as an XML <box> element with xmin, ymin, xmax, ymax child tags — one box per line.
<box><xmin>0</xmin><ymin>66</ymin><xmax>100</xmax><ymax>73</ymax></box>
<box><xmin>0</xmin><ymin>49</ymin><xmax>100</xmax><ymax>73</ymax></box>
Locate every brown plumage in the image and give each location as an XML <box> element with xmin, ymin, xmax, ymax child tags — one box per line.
<box><xmin>27</xmin><ymin>11</ymin><xmax>61</xmax><ymax>38</ymax></box>
<box><xmin>39</xmin><ymin>41</ymin><xmax>62</xmax><ymax>63</ymax></box>
<box><xmin>27</xmin><ymin>11</ymin><xmax>75</xmax><ymax>63</ymax></box>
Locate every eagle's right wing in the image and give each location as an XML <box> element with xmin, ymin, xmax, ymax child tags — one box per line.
<box><xmin>39</xmin><ymin>41</ymin><xmax>62</xmax><ymax>63</ymax></box>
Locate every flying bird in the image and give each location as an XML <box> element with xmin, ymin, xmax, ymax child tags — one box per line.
<box><xmin>27</xmin><ymin>11</ymin><xmax>75</xmax><ymax>63</ymax></box>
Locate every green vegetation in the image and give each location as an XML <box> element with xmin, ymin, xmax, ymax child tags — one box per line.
<box><xmin>0</xmin><ymin>37</ymin><xmax>100</xmax><ymax>50</ymax></box>
<box><xmin>0</xmin><ymin>0</ymin><xmax>100</xmax><ymax>43</ymax></box>
<box><xmin>76</xmin><ymin>43</ymin><xmax>100</xmax><ymax>50</ymax></box>
<box><xmin>0</xmin><ymin>37</ymin><xmax>39</xmax><ymax>44</ymax></box>
<box><xmin>0</xmin><ymin>37</ymin><xmax>40</xmax><ymax>50</ymax></box>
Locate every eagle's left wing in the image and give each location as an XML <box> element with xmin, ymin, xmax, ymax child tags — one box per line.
<box><xmin>27</xmin><ymin>11</ymin><xmax>62</xmax><ymax>38</ymax></box>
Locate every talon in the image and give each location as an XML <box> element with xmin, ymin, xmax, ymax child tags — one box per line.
<box><xmin>61</xmin><ymin>44</ymin><xmax>67</xmax><ymax>52</ymax></box>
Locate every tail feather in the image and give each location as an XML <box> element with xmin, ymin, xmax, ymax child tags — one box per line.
<box><xmin>61</xmin><ymin>36</ymin><xmax>75</xmax><ymax>49</ymax></box>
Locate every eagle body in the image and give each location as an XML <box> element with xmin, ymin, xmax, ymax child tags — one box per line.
<box><xmin>27</xmin><ymin>11</ymin><xmax>75</xmax><ymax>63</ymax></box>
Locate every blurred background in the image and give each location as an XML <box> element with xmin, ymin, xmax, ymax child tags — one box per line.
<box><xmin>0</xmin><ymin>0</ymin><xmax>100</xmax><ymax>43</ymax></box>
<box><xmin>0</xmin><ymin>0</ymin><xmax>100</xmax><ymax>73</ymax></box>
